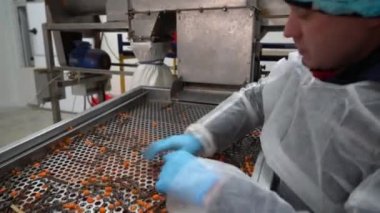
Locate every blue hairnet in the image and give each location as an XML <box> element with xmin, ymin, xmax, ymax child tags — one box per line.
<box><xmin>285</xmin><ymin>0</ymin><xmax>380</xmax><ymax>17</ymax></box>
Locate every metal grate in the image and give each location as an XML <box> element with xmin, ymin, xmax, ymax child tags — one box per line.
<box><xmin>0</xmin><ymin>100</ymin><xmax>261</xmax><ymax>213</ymax></box>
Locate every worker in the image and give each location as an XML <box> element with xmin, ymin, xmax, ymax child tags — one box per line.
<box><xmin>144</xmin><ymin>0</ymin><xmax>380</xmax><ymax>212</ymax></box>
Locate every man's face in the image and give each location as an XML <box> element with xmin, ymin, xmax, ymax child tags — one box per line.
<box><xmin>284</xmin><ymin>5</ymin><xmax>378</xmax><ymax>70</ymax></box>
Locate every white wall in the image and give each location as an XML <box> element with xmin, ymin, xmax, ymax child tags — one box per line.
<box><xmin>0</xmin><ymin>0</ymin><xmax>28</xmax><ymax>107</ymax></box>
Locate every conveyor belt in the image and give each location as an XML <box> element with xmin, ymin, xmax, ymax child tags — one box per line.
<box><xmin>0</xmin><ymin>99</ymin><xmax>261</xmax><ymax>213</ymax></box>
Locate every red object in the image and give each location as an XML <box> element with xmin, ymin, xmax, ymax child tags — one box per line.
<box><xmin>172</xmin><ymin>32</ymin><xmax>177</xmax><ymax>42</ymax></box>
<box><xmin>311</xmin><ymin>70</ymin><xmax>337</xmax><ymax>81</ymax></box>
<box><xmin>90</xmin><ymin>93</ymin><xmax>113</xmax><ymax>106</ymax></box>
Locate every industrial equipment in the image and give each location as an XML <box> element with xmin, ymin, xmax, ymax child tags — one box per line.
<box><xmin>41</xmin><ymin>0</ymin><xmax>289</xmax><ymax>122</ymax></box>
<box><xmin>1</xmin><ymin>0</ymin><xmax>290</xmax><ymax>212</ymax></box>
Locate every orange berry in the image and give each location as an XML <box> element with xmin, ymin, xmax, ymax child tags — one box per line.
<box><xmin>114</xmin><ymin>201</ymin><xmax>122</xmax><ymax>207</ymax></box>
<box><xmin>11</xmin><ymin>169</ymin><xmax>21</xmax><ymax>176</ymax></box>
<box><xmin>81</xmin><ymin>180</ymin><xmax>89</xmax><ymax>186</ymax></box>
<box><xmin>84</xmin><ymin>139</ymin><xmax>94</xmax><ymax>147</ymax></box>
<box><xmin>123</xmin><ymin>161</ymin><xmax>129</xmax><ymax>169</ymax></box>
<box><xmin>63</xmin><ymin>202</ymin><xmax>76</xmax><ymax>209</ymax></box>
<box><xmin>108</xmin><ymin>204</ymin><xmax>115</xmax><ymax>210</ymax></box>
<box><xmin>105</xmin><ymin>186</ymin><xmax>112</xmax><ymax>192</ymax></box>
<box><xmin>82</xmin><ymin>190</ymin><xmax>90</xmax><ymax>196</ymax></box>
<box><xmin>33</xmin><ymin>162</ymin><xmax>41</xmax><ymax>168</ymax></box>
<box><xmin>86</xmin><ymin>197</ymin><xmax>95</xmax><ymax>203</ymax></box>
<box><xmin>129</xmin><ymin>205</ymin><xmax>137</xmax><ymax>211</ymax></box>
<box><xmin>152</xmin><ymin>194</ymin><xmax>161</xmax><ymax>201</ymax></box>
<box><xmin>38</xmin><ymin>171</ymin><xmax>47</xmax><ymax>178</ymax></box>
<box><xmin>137</xmin><ymin>199</ymin><xmax>145</xmax><ymax>206</ymax></box>
<box><xmin>64</xmin><ymin>137</ymin><xmax>72</xmax><ymax>145</ymax></box>
<box><xmin>99</xmin><ymin>147</ymin><xmax>107</xmax><ymax>154</ymax></box>
<box><xmin>101</xmin><ymin>176</ymin><xmax>109</xmax><ymax>182</ymax></box>
<box><xmin>34</xmin><ymin>192</ymin><xmax>42</xmax><ymax>200</ymax></box>
<box><xmin>104</xmin><ymin>191</ymin><xmax>111</xmax><ymax>197</ymax></box>
<box><xmin>99</xmin><ymin>207</ymin><xmax>106</xmax><ymax>213</ymax></box>
<box><xmin>89</xmin><ymin>177</ymin><xmax>98</xmax><ymax>183</ymax></box>
<box><xmin>10</xmin><ymin>190</ymin><xmax>19</xmax><ymax>198</ymax></box>
<box><xmin>131</xmin><ymin>189</ymin><xmax>138</xmax><ymax>195</ymax></box>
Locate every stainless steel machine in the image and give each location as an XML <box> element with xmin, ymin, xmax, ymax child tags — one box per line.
<box><xmin>0</xmin><ymin>0</ymin><xmax>290</xmax><ymax>212</ymax></box>
<box><xmin>42</xmin><ymin>0</ymin><xmax>289</xmax><ymax>122</ymax></box>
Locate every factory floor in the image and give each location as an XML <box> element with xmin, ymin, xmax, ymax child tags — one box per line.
<box><xmin>0</xmin><ymin>106</ymin><xmax>75</xmax><ymax>148</ymax></box>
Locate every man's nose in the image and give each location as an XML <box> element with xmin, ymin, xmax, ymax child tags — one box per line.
<box><xmin>283</xmin><ymin>11</ymin><xmax>301</xmax><ymax>39</ymax></box>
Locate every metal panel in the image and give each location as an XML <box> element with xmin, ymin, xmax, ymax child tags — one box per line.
<box><xmin>106</xmin><ymin>0</ymin><xmax>129</xmax><ymax>22</ymax></box>
<box><xmin>60</xmin><ymin>0</ymin><xmax>107</xmax><ymax>15</ymax></box>
<box><xmin>34</xmin><ymin>69</ymin><xmax>66</xmax><ymax>103</ymax></box>
<box><xmin>177</xmin><ymin>8</ymin><xmax>255</xmax><ymax>85</ymax></box>
<box><xmin>130</xmin><ymin>0</ymin><xmax>255</xmax><ymax>11</ymax></box>
<box><xmin>46</xmin><ymin>22</ymin><xmax>129</xmax><ymax>31</ymax></box>
<box><xmin>131</xmin><ymin>13</ymin><xmax>159</xmax><ymax>39</ymax></box>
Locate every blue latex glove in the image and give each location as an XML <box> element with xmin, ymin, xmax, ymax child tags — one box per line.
<box><xmin>157</xmin><ymin>151</ymin><xmax>219</xmax><ymax>206</ymax></box>
<box><xmin>143</xmin><ymin>134</ymin><xmax>203</xmax><ymax>160</ymax></box>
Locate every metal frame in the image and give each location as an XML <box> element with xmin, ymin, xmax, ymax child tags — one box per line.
<box><xmin>56</xmin><ymin>66</ymin><xmax>134</xmax><ymax>76</ymax></box>
<box><xmin>45</xmin><ymin>22</ymin><xmax>128</xmax><ymax>32</ymax></box>
<box><xmin>43</xmin><ymin>23</ymin><xmax>62</xmax><ymax>123</ymax></box>
<box><xmin>128</xmin><ymin>0</ymin><xmax>257</xmax><ymax>12</ymax></box>
<box><xmin>42</xmin><ymin>22</ymin><xmax>135</xmax><ymax>123</ymax></box>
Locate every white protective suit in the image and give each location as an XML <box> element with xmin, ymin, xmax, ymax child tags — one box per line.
<box><xmin>130</xmin><ymin>42</ymin><xmax>174</xmax><ymax>89</ymax></box>
<box><xmin>184</xmin><ymin>52</ymin><xmax>380</xmax><ymax>213</ymax></box>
